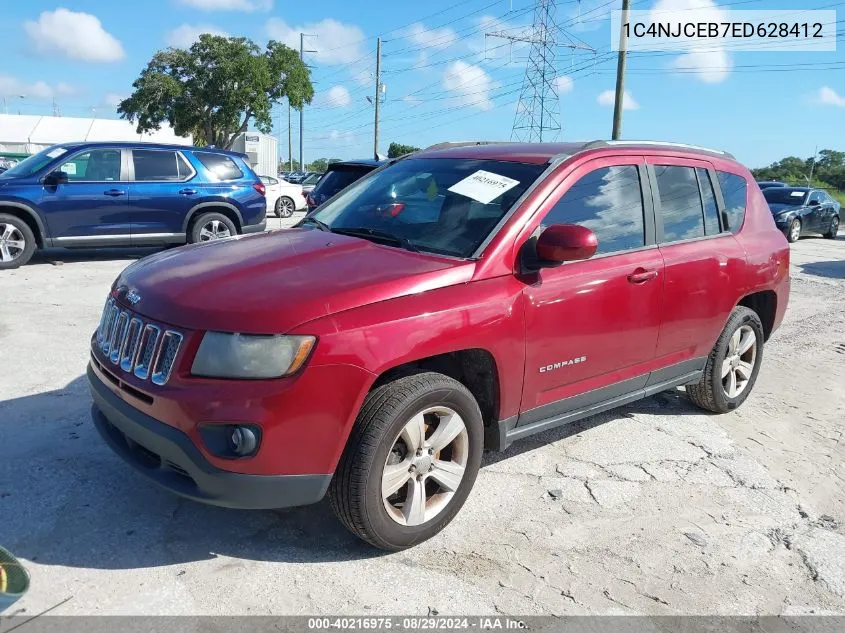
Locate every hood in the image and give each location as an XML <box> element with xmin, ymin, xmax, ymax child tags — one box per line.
<box><xmin>115</xmin><ymin>228</ymin><xmax>474</xmax><ymax>333</ymax></box>
<box><xmin>768</xmin><ymin>203</ymin><xmax>802</xmax><ymax>215</ymax></box>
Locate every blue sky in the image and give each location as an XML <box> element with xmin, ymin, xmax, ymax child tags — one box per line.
<box><xmin>0</xmin><ymin>0</ymin><xmax>843</xmax><ymax>168</ymax></box>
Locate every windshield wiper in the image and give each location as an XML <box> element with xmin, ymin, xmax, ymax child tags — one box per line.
<box><xmin>331</xmin><ymin>227</ymin><xmax>418</xmax><ymax>252</ymax></box>
<box><xmin>298</xmin><ymin>216</ymin><xmax>331</xmax><ymax>231</ymax></box>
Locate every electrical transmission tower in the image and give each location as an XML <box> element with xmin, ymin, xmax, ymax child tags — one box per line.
<box><xmin>487</xmin><ymin>0</ymin><xmax>592</xmax><ymax>142</ymax></box>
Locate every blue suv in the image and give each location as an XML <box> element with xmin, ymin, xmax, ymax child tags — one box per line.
<box><xmin>0</xmin><ymin>142</ymin><xmax>267</xmax><ymax>269</ymax></box>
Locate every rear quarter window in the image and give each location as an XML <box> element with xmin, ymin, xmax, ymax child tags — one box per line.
<box><xmin>717</xmin><ymin>171</ymin><xmax>748</xmax><ymax>234</ymax></box>
<box><xmin>193</xmin><ymin>152</ymin><xmax>244</xmax><ymax>181</ymax></box>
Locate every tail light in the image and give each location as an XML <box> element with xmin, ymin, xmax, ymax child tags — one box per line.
<box><xmin>254</xmin><ymin>182</ymin><xmax>266</xmax><ymax>196</ymax></box>
<box><xmin>306</xmin><ymin>194</ymin><xmax>315</xmax><ymax>208</ymax></box>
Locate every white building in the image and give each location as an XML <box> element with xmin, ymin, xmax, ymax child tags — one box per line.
<box><xmin>229</xmin><ymin>132</ymin><xmax>278</xmax><ymax>178</ymax></box>
<box><xmin>0</xmin><ymin>114</ymin><xmax>190</xmax><ymax>158</ymax></box>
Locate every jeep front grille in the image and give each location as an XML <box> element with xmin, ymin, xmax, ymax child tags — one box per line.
<box><xmin>95</xmin><ymin>297</ymin><xmax>183</xmax><ymax>386</ymax></box>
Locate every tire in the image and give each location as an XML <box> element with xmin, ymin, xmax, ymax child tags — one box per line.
<box><xmin>189</xmin><ymin>212</ymin><xmax>237</xmax><ymax>244</ymax></box>
<box><xmin>786</xmin><ymin>218</ymin><xmax>801</xmax><ymax>243</ymax></box>
<box><xmin>0</xmin><ymin>213</ymin><xmax>36</xmax><ymax>270</ymax></box>
<box><xmin>686</xmin><ymin>306</ymin><xmax>764</xmax><ymax>414</ymax></box>
<box><xmin>276</xmin><ymin>197</ymin><xmax>295</xmax><ymax>219</ymax></box>
<box><xmin>329</xmin><ymin>372</ymin><xmax>484</xmax><ymax>551</ymax></box>
<box><xmin>824</xmin><ymin>215</ymin><xmax>840</xmax><ymax>239</ymax></box>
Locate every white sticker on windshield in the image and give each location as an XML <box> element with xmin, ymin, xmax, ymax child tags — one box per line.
<box><xmin>791</xmin><ymin>191</ymin><xmax>805</xmax><ymax>197</ymax></box>
<box><xmin>447</xmin><ymin>170</ymin><xmax>520</xmax><ymax>204</ymax></box>
<box><xmin>46</xmin><ymin>148</ymin><xmax>67</xmax><ymax>158</ymax></box>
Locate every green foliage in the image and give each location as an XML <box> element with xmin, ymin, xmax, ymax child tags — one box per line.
<box><xmin>387</xmin><ymin>142</ymin><xmax>421</xmax><ymax>158</ymax></box>
<box><xmin>119</xmin><ymin>34</ymin><xmax>314</xmax><ymax>150</ymax></box>
<box><xmin>751</xmin><ymin>148</ymin><xmax>845</xmax><ymax>199</ymax></box>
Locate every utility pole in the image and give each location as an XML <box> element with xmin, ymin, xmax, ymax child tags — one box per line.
<box><xmin>611</xmin><ymin>0</ymin><xmax>631</xmax><ymax>140</ymax></box>
<box><xmin>288</xmin><ymin>101</ymin><xmax>293</xmax><ymax>172</ymax></box>
<box><xmin>807</xmin><ymin>145</ymin><xmax>818</xmax><ymax>185</ymax></box>
<box><xmin>299</xmin><ymin>32</ymin><xmax>317</xmax><ymax>171</ymax></box>
<box><xmin>374</xmin><ymin>37</ymin><xmax>381</xmax><ymax>159</ymax></box>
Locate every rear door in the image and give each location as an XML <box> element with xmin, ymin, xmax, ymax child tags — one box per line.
<box><xmin>128</xmin><ymin>148</ymin><xmax>198</xmax><ymax>244</ymax></box>
<box><xmin>38</xmin><ymin>147</ymin><xmax>131</xmax><ymax>243</ymax></box>
<box><xmin>647</xmin><ymin>157</ymin><xmax>748</xmax><ymax>369</ymax></box>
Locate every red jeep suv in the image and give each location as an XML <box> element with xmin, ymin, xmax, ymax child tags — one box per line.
<box><xmin>88</xmin><ymin>141</ymin><xmax>789</xmax><ymax>550</ymax></box>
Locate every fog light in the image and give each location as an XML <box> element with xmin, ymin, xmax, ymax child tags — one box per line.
<box><xmin>229</xmin><ymin>426</ymin><xmax>257</xmax><ymax>456</ymax></box>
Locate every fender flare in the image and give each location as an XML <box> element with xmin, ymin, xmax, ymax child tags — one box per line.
<box><xmin>0</xmin><ymin>200</ymin><xmax>48</xmax><ymax>243</ymax></box>
<box><xmin>182</xmin><ymin>201</ymin><xmax>244</xmax><ymax>233</ymax></box>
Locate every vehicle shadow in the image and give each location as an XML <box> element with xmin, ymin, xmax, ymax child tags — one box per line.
<box><xmin>799</xmin><ymin>260</ymin><xmax>845</xmax><ymax>279</ymax></box>
<box><xmin>2</xmin><ymin>377</ymin><xmax>699</xmax><ymax>569</ymax></box>
<box><xmin>28</xmin><ymin>247</ymin><xmax>165</xmax><ymax>265</ymax></box>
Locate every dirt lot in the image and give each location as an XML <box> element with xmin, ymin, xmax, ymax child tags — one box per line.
<box><xmin>2</xmin><ymin>217</ymin><xmax>844</xmax><ymax>616</ymax></box>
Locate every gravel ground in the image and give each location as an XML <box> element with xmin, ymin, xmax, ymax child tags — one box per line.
<box><xmin>1</xmin><ymin>217</ymin><xmax>844</xmax><ymax>616</ymax></box>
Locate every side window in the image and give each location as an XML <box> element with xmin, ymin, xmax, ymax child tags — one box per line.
<box><xmin>808</xmin><ymin>191</ymin><xmax>822</xmax><ymax>205</ymax></box>
<box><xmin>132</xmin><ymin>150</ymin><xmax>185</xmax><ymax>182</ymax></box>
<box><xmin>717</xmin><ymin>171</ymin><xmax>747</xmax><ymax>234</ymax></box>
<box><xmin>59</xmin><ymin>149</ymin><xmax>121</xmax><ymax>182</ymax></box>
<box><xmin>696</xmin><ymin>168</ymin><xmax>721</xmax><ymax>235</ymax></box>
<box><xmin>544</xmin><ymin>165</ymin><xmax>645</xmax><ymax>256</ymax></box>
<box><xmin>654</xmin><ymin>165</ymin><xmax>704</xmax><ymax>242</ymax></box>
<box><xmin>268</xmin><ymin>177</ymin><xmax>278</xmax><ymax>186</ymax></box>
<box><xmin>194</xmin><ymin>152</ymin><xmax>244</xmax><ymax>181</ymax></box>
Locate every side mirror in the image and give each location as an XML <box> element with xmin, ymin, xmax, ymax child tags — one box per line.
<box><xmin>808</xmin><ymin>199</ymin><xmax>820</xmax><ymax>206</ymax></box>
<box><xmin>521</xmin><ymin>224</ymin><xmax>598</xmax><ymax>273</ymax></box>
<box><xmin>43</xmin><ymin>170</ymin><xmax>68</xmax><ymax>186</ymax></box>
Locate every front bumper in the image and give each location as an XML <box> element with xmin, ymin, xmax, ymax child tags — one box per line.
<box><xmin>88</xmin><ymin>364</ymin><xmax>331</xmax><ymax>510</ymax></box>
<box><xmin>242</xmin><ymin>218</ymin><xmax>267</xmax><ymax>234</ymax></box>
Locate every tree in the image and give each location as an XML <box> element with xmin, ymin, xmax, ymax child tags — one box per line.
<box><xmin>119</xmin><ymin>34</ymin><xmax>313</xmax><ymax>150</ymax></box>
<box><xmin>388</xmin><ymin>142</ymin><xmax>421</xmax><ymax>158</ymax></box>
<box><xmin>307</xmin><ymin>158</ymin><xmax>329</xmax><ymax>173</ymax></box>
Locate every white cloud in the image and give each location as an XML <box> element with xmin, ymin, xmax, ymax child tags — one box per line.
<box><xmin>323</xmin><ymin>85</ymin><xmax>351</xmax><ymax>108</ymax></box>
<box><xmin>104</xmin><ymin>93</ymin><xmax>125</xmax><ymax>108</ymax></box>
<box><xmin>442</xmin><ymin>61</ymin><xmax>495</xmax><ymax>111</ymax></box>
<box><xmin>403</xmin><ymin>23</ymin><xmax>458</xmax><ymax>50</ymax></box>
<box><xmin>266</xmin><ymin>18</ymin><xmax>365</xmax><ymax>64</ymax></box>
<box><xmin>329</xmin><ymin>129</ymin><xmax>355</xmax><ymax>144</ymax></box>
<box><xmin>402</xmin><ymin>95</ymin><xmax>423</xmax><ymax>105</ymax></box>
<box><xmin>0</xmin><ymin>75</ymin><xmax>75</xmax><ymax>100</ymax></box>
<box><xmin>651</xmin><ymin>0</ymin><xmax>731</xmax><ymax>83</ymax></box>
<box><xmin>24</xmin><ymin>9</ymin><xmax>124</xmax><ymax>63</ymax></box>
<box><xmin>177</xmin><ymin>0</ymin><xmax>272</xmax><ymax>11</ymax></box>
<box><xmin>166</xmin><ymin>24</ymin><xmax>228</xmax><ymax>48</ymax></box>
<box><xmin>597</xmin><ymin>89</ymin><xmax>639</xmax><ymax>110</ymax></box>
<box><xmin>554</xmin><ymin>75</ymin><xmax>574</xmax><ymax>94</ymax></box>
<box><xmin>817</xmin><ymin>86</ymin><xmax>845</xmax><ymax>108</ymax></box>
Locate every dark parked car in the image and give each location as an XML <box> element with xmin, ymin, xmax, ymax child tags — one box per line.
<box><xmin>0</xmin><ymin>142</ymin><xmax>266</xmax><ymax>268</ymax></box>
<box><xmin>763</xmin><ymin>186</ymin><xmax>840</xmax><ymax>242</ymax></box>
<box><xmin>306</xmin><ymin>159</ymin><xmax>384</xmax><ymax>211</ymax></box>
<box><xmin>757</xmin><ymin>181</ymin><xmax>787</xmax><ymax>190</ymax></box>
<box><xmin>89</xmin><ymin>140</ymin><xmax>788</xmax><ymax>550</ymax></box>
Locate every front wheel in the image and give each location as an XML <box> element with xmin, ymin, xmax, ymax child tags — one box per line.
<box><xmin>329</xmin><ymin>372</ymin><xmax>484</xmax><ymax>551</ymax></box>
<box><xmin>787</xmin><ymin>218</ymin><xmax>801</xmax><ymax>243</ymax></box>
<box><xmin>0</xmin><ymin>214</ymin><xmax>36</xmax><ymax>270</ymax></box>
<box><xmin>686</xmin><ymin>306</ymin><xmax>764</xmax><ymax>413</ymax></box>
<box><xmin>824</xmin><ymin>215</ymin><xmax>840</xmax><ymax>239</ymax></box>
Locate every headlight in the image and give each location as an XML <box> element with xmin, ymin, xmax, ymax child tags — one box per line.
<box><xmin>191</xmin><ymin>332</ymin><xmax>316</xmax><ymax>379</ymax></box>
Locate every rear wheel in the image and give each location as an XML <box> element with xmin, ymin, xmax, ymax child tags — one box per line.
<box><xmin>189</xmin><ymin>212</ymin><xmax>237</xmax><ymax>243</ymax></box>
<box><xmin>329</xmin><ymin>372</ymin><xmax>483</xmax><ymax>551</ymax></box>
<box><xmin>0</xmin><ymin>214</ymin><xmax>36</xmax><ymax>270</ymax></box>
<box><xmin>275</xmin><ymin>196</ymin><xmax>295</xmax><ymax>219</ymax></box>
<box><xmin>686</xmin><ymin>306</ymin><xmax>764</xmax><ymax>413</ymax></box>
<box><xmin>824</xmin><ymin>215</ymin><xmax>839</xmax><ymax>239</ymax></box>
<box><xmin>787</xmin><ymin>218</ymin><xmax>801</xmax><ymax>243</ymax></box>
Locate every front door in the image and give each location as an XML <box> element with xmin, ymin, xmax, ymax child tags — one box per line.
<box><xmin>38</xmin><ymin>147</ymin><xmax>131</xmax><ymax>244</ymax></box>
<box><xmin>128</xmin><ymin>148</ymin><xmax>198</xmax><ymax>244</ymax></box>
<box><xmin>806</xmin><ymin>191</ymin><xmax>825</xmax><ymax>232</ymax></box>
<box><xmin>519</xmin><ymin>157</ymin><xmax>664</xmax><ymax>424</ymax></box>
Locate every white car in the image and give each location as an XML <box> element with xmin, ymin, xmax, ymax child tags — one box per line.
<box><xmin>260</xmin><ymin>175</ymin><xmax>307</xmax><ymax>218</ymax></box>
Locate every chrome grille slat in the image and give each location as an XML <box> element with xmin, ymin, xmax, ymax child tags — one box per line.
<box><xmin>94</xmin><ymin>300</ymin><xmax>183</xmax><ymax>386</ymax></box>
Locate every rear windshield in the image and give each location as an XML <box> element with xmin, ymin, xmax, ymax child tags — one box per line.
<box><xmin>310</xmin><ymin>165</ymin><xmax>376</xmax><ymax>204</ymax></box>
<box><xmin>763</xmin><ymin>188</ymin><xmax>809</xmax><ymax>205</ymax></box>
<box><xmin>307</xmin><ymin>157</ymin><xmax>545</xmax><ymax>258</ymax></box>
<box><xmin>193</xmin><ymin>152</ymin><xmax>244</xmax><ymax>181</ymax></box>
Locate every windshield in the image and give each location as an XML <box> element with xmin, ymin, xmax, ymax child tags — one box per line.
<box><xmin>0</xmin><ymin>146</ymin><xmax>70</xmax><ymax>179</ymax></box>
<box><xmin>307</xmin><ymin>157</ymin><xmax>546</xmax><ymax>258</ymax></box>
<box><xmin>763</xmin><ymin>188</ymin><xmax>808</xmax><ymax>206</ymax></box>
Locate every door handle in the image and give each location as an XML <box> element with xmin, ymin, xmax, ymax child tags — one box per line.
<box><xmin>627</xmin><ymin>268</ymin><xmax>658</xmax><ymax>284</ymax></box>
<box><xmin>179</xmin><ymin>189</ymin><xmax>197</xmax><ymax>196</ymax></box>
<box><xmin>104</xmin><ymin>189</ymin><xmax>126</xmax><ymax>197</ymax></box>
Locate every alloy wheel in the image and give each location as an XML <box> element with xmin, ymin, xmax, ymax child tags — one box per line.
<box><xmin>790</xmin><ymin>220</ymin><xmax>801</xmax><ymax>242</ymax></box>
<box><xmin>278</xmin><ymin>197</ymin><xmax>294</xmax><ymax>218</ymax></box>
<box><xmin>381</xmin><ymin>406</ymin><xmax>469</xmax><ymax>526</ymax></box>
<box><xmin>721</xmin><ymin>325</ymin><xmax>757</xmax><ymax>398</ymax></box>
<box><xmin>831</xmin><ymin>217</ymin><xmax>840</xmax><ymax>236</ymax></box>
<box><xmin>199</xmin><ymin>220</ymin><xmax>232</xmax><ymax>241</ymax></box>
<box><xmin>0</xmin><ymin>223</ymin><xmax>26</xmax><ymax>263</ymax></box>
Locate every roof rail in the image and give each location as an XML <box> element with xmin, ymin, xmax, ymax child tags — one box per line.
<box><xmin>424</xmin><ymin>141</ymin><xmax>515</xmax><ymax>151</ymax></box>
<box><xmin>582</xmin><ymin>140</ymin><xmax>734</xmax><ymax>159</ymax></box>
